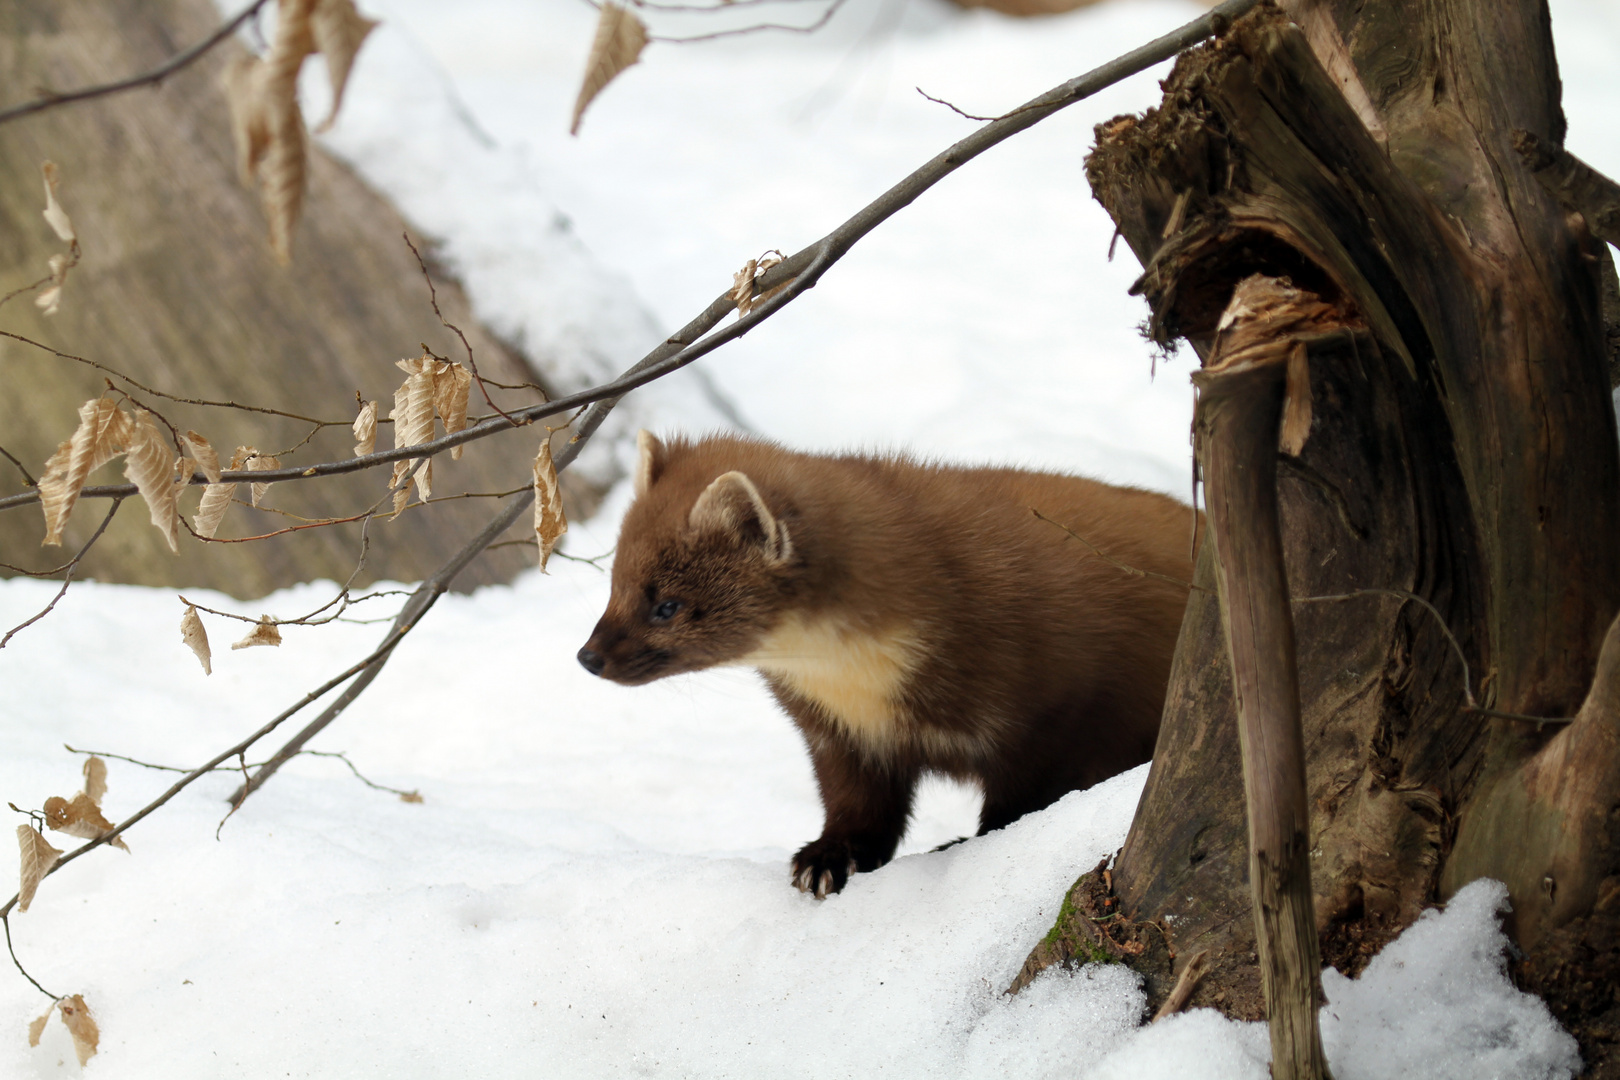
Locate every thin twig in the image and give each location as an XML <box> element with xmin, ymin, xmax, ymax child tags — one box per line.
<box><xmin>403</xmin><ymin>232</ymin><xmax>529</xmax><ymax>428</ymax></box>
<box><xmin>1292</xmin><ymin>588</ymin><xmax>1574</xmax><ymax>727</ymax></box>
<box><xmin>1032</xmin><ymin>507</ymin><xmax>1208</xmax><ymax>592</ymax></box>
<box><xmin>636</xmin><ymin>0</ymin><xmax>827</xmax><ymax>10</ymax></box>
<box><xmin>299</xmin><ymin>751</ymin><xmax>421</xmax><ymax>800</ymax></box>
<box><xmin>0</xmin><ymin>330</ymin><xmax>352</xmax><ymax>430</ymax></box>
<box><xmin>0</xmin><ymin>274</ymin><xmax>53</xmax><ymax>314</ymax></box>
<box><xmin>915</xmin><ymin>87</ymin><xmax>996</xmax><ymax>123</ymax></box>
<box><xmin>647</xmin><ymin>0</ymin><xmax>846</xmax><ymax>42</ymax></box>
<box><xmin>0</xmin><ymin>498</ymin><xmax>124</xmax><ymax>649</ymax></box>
<box><xmin>0</xmin><ymin>617</ymin><xmax>416</xmax><ymax>920</ymax></box>
<box><xmin>0</xmin><ymin>444</ymin><xmax>37</xmax><ymax>488</ymax></box>
<box><xmin>63</xmin><ymin>744</ymin><xmax>417</xmax><ymax>800</ymax></box>
<box><xmin>3</xmin><ymin>915</ymin><xmax>57</xmax><ymax>1002</ymax></box>
<box><xmin>0</xmin><ymin>0</ymin><xmax>274</xmax><ymax>127</ymax></box>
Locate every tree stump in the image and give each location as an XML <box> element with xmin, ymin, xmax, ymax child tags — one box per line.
<box><xmin>1018</xmin><ymin>2</ymin><xmax>1620</xmax><ymax>1069</ymax></box>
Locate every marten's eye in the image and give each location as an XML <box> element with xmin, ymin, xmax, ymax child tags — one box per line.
<box><xmin>651</xmin><ymin>599</ymin><xmax>682</xmax><ymax>622</ymax></box>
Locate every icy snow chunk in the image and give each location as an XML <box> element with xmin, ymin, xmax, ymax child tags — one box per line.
<box><xmin>961</xmin><ymin>963</ymin><xmax>1144</xmax><ymax>1080</ymax></box>
<box><xmin>1320</xmin><ymin>878</ymin><xmax>1581</xmax><ymax>1080</ymax></box>
<box><xmin>1088</xmin><ymin>1007</ymin><xmax>1271</xmax><ymax>1080</ymax></box>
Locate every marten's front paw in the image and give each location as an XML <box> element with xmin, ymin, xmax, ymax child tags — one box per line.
<box><xmin>791</xmin><ymin>839</ymin><xmax>859</xmax><ymax>899</ymax></box>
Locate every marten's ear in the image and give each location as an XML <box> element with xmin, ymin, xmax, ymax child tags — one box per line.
<box><xmin>634</xmin><ymin>430</ymin><xmax>665</xmax><ymax>497</ymax></box>
<box><xmin>688</xmin><ymin>471</ymin><xmax>792</xmax><ymax>564</ymax></box>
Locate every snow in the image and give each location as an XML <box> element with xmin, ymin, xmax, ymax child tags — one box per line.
<box><xmin>5</xmin><ymin>0</ymin><xmax>1616</xmax><ymax>1074</ymax></box>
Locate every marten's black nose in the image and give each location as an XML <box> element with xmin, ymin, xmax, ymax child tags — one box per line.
<box><xmin>577</xmin><ymin>647</ymin><xmax>606</xmax><ymax>676</ymax></box>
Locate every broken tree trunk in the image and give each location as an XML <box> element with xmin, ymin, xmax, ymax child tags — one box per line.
<box><xmin>1010</xmin><ymin>0</ymin><xmax>1620</xmax><ymax>1069</ymax></box>
<box><xmin>1194</xmin><ymin>274</ymin><xmax>1344</xmax><ymax>1080</ymax></box>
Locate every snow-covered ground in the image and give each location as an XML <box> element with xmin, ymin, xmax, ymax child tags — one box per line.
<box><xmin>5</xmin><ymin>0</ymin><xmax>1617</xmax><ymax>1074</ymax></box>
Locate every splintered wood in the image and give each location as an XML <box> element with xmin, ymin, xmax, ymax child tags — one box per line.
<box><xmin>1207</xmin><ymin>275</ymin><xmax>1349</xmax><ymax>457</ymax></box>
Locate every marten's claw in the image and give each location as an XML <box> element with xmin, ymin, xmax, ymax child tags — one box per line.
<box><xmin>791</xmin><ymin>841</ymin><xmax>860</xmax><ymax>898</ymax></box>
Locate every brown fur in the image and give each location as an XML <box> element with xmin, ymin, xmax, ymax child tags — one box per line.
<box><xmin>579</xmin><ymin>433</ymin><xmax>1196</xmax><ymax>896</ymax></box>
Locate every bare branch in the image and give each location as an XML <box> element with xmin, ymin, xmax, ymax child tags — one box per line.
<box><xmin>0</xmin><ymin>330</ymin><xmax>354</xmax><ymax>431</ymax></box>
<box><xmin>0</xmin><ymin>0</ymin><xmax>1263</xmax><ymax>517</ymax></box>
<box><xmin>0</xmin><ymin>444</ymin><xmax>37</xmax><ymax>488</ymax></box>
<box><xmin>648</xmin><ymin>0</ymin><xmax>847</xmax><ymax>43</ymax></box>
<box><xmin>3</xmin><ymin>915</ymin><xmax>57</xmax><ymax>1002</ymax></box>
<box><xmin>0</xmin><ymin>0</ymin><xmax>275</xmax><ymax>128</ymax></box>
<box><xmin>0</xmin><ymin>498</ymin><xmax>125</xmax><ymax>650</ymax></box>
<box><xmin>402</xmin><ymin>232</ymin><xmax>533</xmax><ymax>430</ymax></box>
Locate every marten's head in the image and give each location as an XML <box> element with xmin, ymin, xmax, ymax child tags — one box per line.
<box><xmin>578</xmin><ymin>432</ymin><xmax>797</xmax><ymax>685</ymax></box>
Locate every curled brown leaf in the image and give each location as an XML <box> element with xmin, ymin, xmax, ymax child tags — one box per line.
<box><xmin>17</xmin><ymin>825</ymin><xmax>63</xmax><ymax>913</ymax></box>
<box><xmin>82</xmin><ymin>755</ymin><xmax>108</xmax><ymax>806</ymax></box>
<box><xmin>311</xmin><ymin>0</ymin><xmax>379</xmax><ymax>132</ymax></box>
<box><xmin>38</xmin><ymin>398</ymin><xmax>133</xmax><ymax>545</ymax></box>
<box><xmin>532</xmin><ymin>435</ymin><xmax>567</xmax><ymax>572</ymax></box>
<box><xmin>27</xmin><ymin>1004</ymin><xmax>52</xmax><ymax>1047</ymax></box>
<box><xmin>35</xmin><ymin>253</ymin><xmax>72</xmax><ymax>316</ymax></box>
<box><xmin>123</xmin><ymin>409</ymin><xmax>182</xmax><ymax>553</ymax></box>
<box><xmin>433</xmin><ymin>363</ymin><xmax>472</xmax><ymax>461</ymax></box>
<box><xmin>41</xmin><ymin>161</ymin><xmax>76</xmax><ymax>244</ymax></box>
<box><xmin>57</xmin><ymin>995</ymin><xmax>99</xmax><ymax>1067</ymax></box>
<box><xmin>353</xmin><ymin>399</ymin><xmax>378</xmax><ymax>457</ymax></box>
<box><xmin>181</xmin><ymin>602</ymin><xmax>213</xmax><ymax>675</ymax></box>
<box><xmin>231</xmin><ymin>617</ymin><xmax>284</xmax><ymax>650</ymax></box>
<box><xmin>221</xmin><ymin>0</ymin><xmax>316</xmax><ymax>262</ymax></box>
<box><xmin>182</xmin><ymin>431</ymin><xmax>223</xmax><ymax>484</ymax></box>
<box><xmin>43</xmin><ymin>793</ymin><xmax>128</xmax><ymax>851</ymax></box>
<box><xmin>389</xmin><ymin>356</ymin><xmax>439</xmax><ymax>508</ymax></box>
<box><xmin>247</xmin><ymin>450</ymin><xmax>282</xmax><ymax>508</ymax></box>
<box><xmin>570</xmin><ymin>2</ymin><xmax>647</xmax><ymax>136</ymax></box>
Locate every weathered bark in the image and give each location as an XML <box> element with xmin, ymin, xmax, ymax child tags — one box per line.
<box><xmin>1016</xmin><ymin>0</ymin><xmax>1620</xmax><ymax>1069</ymax></box>
<box><xmin>1194</xmin><ymin>275</ymin><xmax>1343</xmax><ymax>1080</ymax></box>
<box><xmin>0</xmin><ymin>0</ymin><xmax>590</xmax><ymax>598</ymax></box>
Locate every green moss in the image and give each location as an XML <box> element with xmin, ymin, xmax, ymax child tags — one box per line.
<box><xmin>1036</xmin><ymin>871</ymin><xmax>1123</xmax><ymax>965</ymax></box>
<box><xmin>1039</xmin><ymin>873</ymin><xmax>1087</xmax><ymax>948</ymax></box>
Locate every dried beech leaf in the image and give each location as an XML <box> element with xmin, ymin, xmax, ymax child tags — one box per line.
<box><xmin>232</xmin><ymin>616</ymin><xmax>283</xmax><ymax>650</ymax></box>
<box><xmin>532</xmin><ymin>436</ymin><xmax>567</xmax><ymax>572</ymax></box>
<box><xmin>389</xmin><ymin>356</ymin><xmax>438</xmax><ymax>507</ymax></box>
<box><xmin>35</xmin><ymin>252</ymin><xmax>72</xmax><ymax>316</ymax></box>
<box><xmin>181</xmin><ymin>431</ymin><xmax>223</xmax><ymax>483</ymax></box>
<box><xmin>221</xmin><ymin>0</ymin><xmax>315</xmax><ymax>263</ymax></box>
<box><xmin>728</xmin><ymin>251</ymin><xmax>789</xmax><ymax>316</ymax></box>
<box><xmin>38</xmin><ymin>398</ymin><xmax>133</xmax><ymax>545</ymax></box>
<box><xmin>57</xmin><ymin>994</ymin><xmax>99</xmax><ymax>1067</ymax></box>
<box><xmin>193</xmin><ymin>482</ymin><xmax>237</xmax><ymax>539</ymax></box>
<box><xmin>222</xmin><ymin>55</ymin><xmax>272</xmax><ymax>187</ymax></box>
<box><xmin>43</xmin><ymin>793</ymin><xmax>128</xmax><ymax>851</ymax></box>
<box><xmin>353</xmin><ymin>399</ymin><xmax>378</xmax><ymax>457</ymax></box>
<box><xmin>181</xmin><ymin>602</ymin><xmax>212</xmax><ymax>676</ymax></box>
<box><xmin>433</xmin><ymin>363</ymin><xmax>472</xmax><ymax>461</ymax></box>
<box><xmin>82</xmin><ymin>756</ymin><xmax>108</xmax><ymax>806</ymax></box>
<box><xmin>123</xmin><ymin>410</ymin><xmax>182</xmax><ymax>553</ymax></box>
<box><xmin>311</xmin><ymin>0</ymin><xmax>379</xmax><ymax>132</ymax></box>
<box><xmin>17</xmin><ymin>825</ymin><xmax>62</xmax><ymax>913</ymax></box>
<box><xmin>27</xmin><ymin>1005</ymin><xmax>52</xmax><ymax>1047</ymax></box>
<box><xmin>729</xmin><ymin>258</ymin><xmax>757</xmax><ymax>312</ymax></box>
<box><xmin>570</xmin><ymin>1</ymin><xmax>647</xmax><ymax>136</ymax></box>
<box><xmin>41</xmin><ymin>161</ymin><xmax>76</xmax><ymax>243</ymax></box>
<box><xmin>247</xmin><ymin>451</ymin><xmax>282</xmax><ymax>508</ymax></box>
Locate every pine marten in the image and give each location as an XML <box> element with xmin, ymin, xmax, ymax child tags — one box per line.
<box><xmin>578</xmin><ymin>433</ymin><xmax>1195</xmax><ymax>897</ymax></box>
